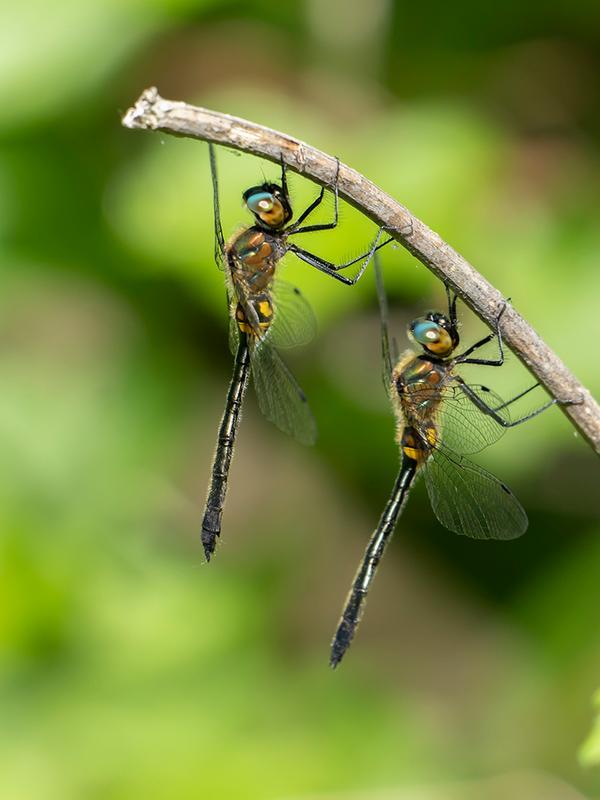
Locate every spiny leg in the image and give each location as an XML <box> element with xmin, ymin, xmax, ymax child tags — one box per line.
<box><xmin>492</xmin><ymin>381</ymin><xmax>540</xmax><ymax>412</ymax></box>
<box><xmin>279</xmin><ymin>152</ymin><xmax>289</xmax><ymax>201</ymax></box>
<box><xmin>444</xmin><ymin>284</ymin><xmax>458</xmax><ymax>329</ymax></box>
<box><xmin>288</xmin><ymin>227</ymin><xmax>392</xmax><ymax>286</ymax></box>
<box><xmin>453</xmin><ymin>375</ymin><xmax>559</xmax><ymax>428</ymax></box>
<box><xmin>288</xmin><ymin>186</ymin><xmax>327</xmax><ymax>231</ymax></box>
<box><xmin>287</xmin><ymin>158</ymin><xmax>340</xmax><ymax>234</ymax></box>
<box><xmin>454</xmin><ymin>301</ymin><xmax>508</xmax><ymax>366</ymax></box>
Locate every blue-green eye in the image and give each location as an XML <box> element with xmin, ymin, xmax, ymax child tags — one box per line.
<box><xmin>245</xmin><ymin>192</ymin><xmax>274</xmax><ymax>214</ymax></box>
<box><xmin>412</xmin><ymin>320</ymin><xmax>442</xmax><ymax>345</ymax></box>
<box><xmin>411</xmin><ymin>318</ymin><xmax>454</xmax><ymax>355</ymax></box>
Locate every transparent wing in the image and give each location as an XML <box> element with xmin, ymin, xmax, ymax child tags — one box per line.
<box><xmin>265</xmin><ymin>280</ymin><xmax>317</xmax><ymax>349</ymax></box>
<box><xmin>209</xmin><ymin>143</ymin><xmax>227</xmax><ymax>272</ymax></box>
<box><xmin>432</xmin><ymin>382</ymin><xmax>510</xmax><ymax>455</ymax></box>
<box><xmin>227</xmin><ymin>278</ymin><xmax>267</xmax><ymax>355</ymax></box>
<box><xmin>225</xmin><ymin>280</ymin><xmax>244</xmax><ymax>355</ymax></box>
<box><xmin>251</xmin><ymin>339</ymin><xmax>316</xmax><ymax>445</ymax></box>
<box><xmin>423</xmin><ymin>446</ymin><xmax>527</xmax><ymax>540</ymax></box>
<box><xmin>228</xmin><ymin>314</ymin><xmax>239</xmax><ymax>356</ymax></box>
<box><xmin>374</xmin><ymin>253</ymin><xmax>393</xmax><ymax>390</ymax></box>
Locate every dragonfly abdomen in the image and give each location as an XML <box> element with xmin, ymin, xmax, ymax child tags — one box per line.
<box><xmin>202</xmin><ymin>336</ymin><xmax>252</xmax><ymax>560</ymax></box>
<box><xmin>234</xmin><ymin>294</ymin><xmax>274</xmax><ymax>338</ymax></box>
<box><xmin>400</xmin><ymin>425</ymin><xmax>436</xmax><ymax>463</ymax></box>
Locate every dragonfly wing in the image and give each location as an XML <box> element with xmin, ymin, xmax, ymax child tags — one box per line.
<box><xmin>266</xmin><ymin>280</ymin><xmax>317</xmax><ymax>349</ymax></box>
<box><xmin>434</xmin><ymin>382</ymin><xmax>509</xmax><ymax>455</ymax></box>
<box><xmin>209</xmin><ymin>143</ymin><xmax>227</xmax><ymax>272</ymax></box>
<box><xmin>374</xmin><ymin>254</ymin><xmax>393</xmax><ymax>391</ymax></box>
<box><xmin>228</xmin><ymin>272</ymin><xmax>265</xmax><ymax>346</ymax></box>
<box><xmin>251</xmin><ymin>340</ymin><xmax>317</xmax><ymax>445</ymax></box>
<box><xmin>423</xmin><ymin>446</ymin><xmax>527</xmax><ymax>540</ymax></box>
<box><xmin>228</xmin><ymin>314</ymin><xmax>240</xmax><ymax>356</ymax></box>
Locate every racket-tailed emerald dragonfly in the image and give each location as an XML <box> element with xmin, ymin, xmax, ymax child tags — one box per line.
<box><xmin>202</xmin><ymin>145</ymin><xmax>390</xmax><ymax>561</ymax></box>
<box><xmin>330</xmin><ymin>257</ymin><xmax>569</xmax><ymax>667</ymax></box>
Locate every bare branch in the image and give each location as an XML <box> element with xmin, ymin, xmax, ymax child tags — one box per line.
<box><xmin>122</xmin><ymin>87</ymin><xmax>600</xmax><ymax>455</ymax></box>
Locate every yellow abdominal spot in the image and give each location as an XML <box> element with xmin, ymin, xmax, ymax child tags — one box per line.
<box><xmin>236</xmin><ymin>319</ymin><xmax>271</xmax><ymax>337</ymax></box>
<box><xmin>258</xmin><ymin>300</ymin><xmax>273</xmax><ymax>318</ymax></box>
<box><xmin>403</xmin><ymin>445</ymin><xmax>422</xmax><ymax>461</ymax></box>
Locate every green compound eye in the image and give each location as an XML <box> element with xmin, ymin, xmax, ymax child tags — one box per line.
<box><xmin>412</xmin><ymin>320</ymin><xmax>442</xmax><ymax>346</ymax></box>
<box><xmin>410</xmin><ymin>317</ymin><xmax>454</xmax><ymax>355</ymax></box>
<box><xmin>245</xmin><ymin>192</ymin><xmax>274</xmax><ymax>214</ymax></box>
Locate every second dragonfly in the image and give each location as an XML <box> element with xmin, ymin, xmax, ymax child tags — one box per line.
<box><xmin>330</xmin><ymin>257</ymin><xmax>566</xmax><ymax>667</ymax></box>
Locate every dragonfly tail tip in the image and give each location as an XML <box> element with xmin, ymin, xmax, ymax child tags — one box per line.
<box><xmin>329</xmin><ymin>635</ymin><xmax>349</xmax><ymax>669</ymax></box>
<box><xmin>201</xmin><ymin>528</ymin><xmax>219</xmax><ymax>562</ymax></box>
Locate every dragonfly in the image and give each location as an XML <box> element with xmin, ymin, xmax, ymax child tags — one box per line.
<box><xmin>202</xmin><ymin>145</ymin><xmax>390</xmax><ymax>561</ymax></box>
<box><xmin>330</xmin><ymin>257</ymin><xmax>567</xmax><ymax>667</ymax></box>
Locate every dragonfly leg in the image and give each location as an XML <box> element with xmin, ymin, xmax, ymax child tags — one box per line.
<box><xmin>287</xmin><ymin>158</ymin><xmax>340</xmax><ymax>234</ymax></box>
<box><xmin>278</xmin><ymin>152</ymin><xmax>289</xmax><ymax>200</ymax></box>
<box><xmin>445</xmin><ymin>284</ymin><xmax>459</xmax><ymax>328</ymax></box>
<box><xmin>287</xmin><ymin>227</ymin><xmax>392</xmax><ymax>286</ymax></box>
<box><xmin>454</xmin><ymin>301</ymin><xmax>508</xmax><ymax>366</ymax></box>
<box><xmin>453</xmin><ymin>375</ymin><xmax>559</xmax><ymax>427</ymax></box>
<box><xmin>492</xmin><ymin>381</ymin><xmax>540</xmax><ymax>412</ymax></box>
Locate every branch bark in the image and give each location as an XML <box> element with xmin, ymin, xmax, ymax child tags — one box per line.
<box><xmin>122</xmin><ymin>87</ymin><xmax>600</xmax><ymax>455</ymax></box>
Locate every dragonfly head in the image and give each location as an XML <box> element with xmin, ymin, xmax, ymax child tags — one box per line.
<box><xmin>243</xmin><ymin>183</ymin><xmax>293</xmax><ymax>229</ymax></box>
<box><xmin>410</xmin><ymin>311</ymin><xmax>459</xmax><ymax>357</ymax></box>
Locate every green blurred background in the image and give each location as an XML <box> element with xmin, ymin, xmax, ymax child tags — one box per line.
<box><xmin>1</xmin><ymin>1</ymin><xmax>600</xmax><ymax>798</ymax></box>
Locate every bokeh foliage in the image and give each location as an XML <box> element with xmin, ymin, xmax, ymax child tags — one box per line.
<box><xmin>1</xmin><ymin>1</ymin><xmax>599</xmax><ymax>798</ymax></box>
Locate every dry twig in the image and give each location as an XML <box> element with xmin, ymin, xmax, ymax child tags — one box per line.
<box><xmin>122</xmin><ymin>87</ymin><xmax>600</xmax><ymax>455</ymax></box>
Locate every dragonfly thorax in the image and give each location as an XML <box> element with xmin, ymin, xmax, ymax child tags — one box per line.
<box><xmin>392</xmin><ymin>353</ymin><xmax>448</xmax><ymax>459</ymax></box>
<box><xmin>227</xmin><ymin>227</ymin><xmax>285</xmax><ymax>339</ymax></box>
<box><xmin>227</xmin><ymin>227</ymin><xmax>287</xmax><ymax>296</ymax></box>
<box><xmin>395</xmin><ymin>355</ymin><xmax>447</xmax><ymax>399</ymax></box>
<box><xmin>229</xmin><ymin>228</ymin><xmax>278</xmax><ymax>272</ymax></box>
